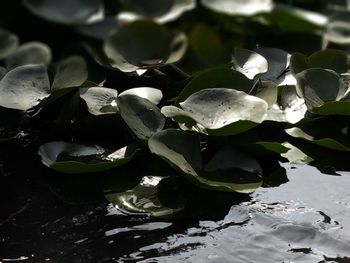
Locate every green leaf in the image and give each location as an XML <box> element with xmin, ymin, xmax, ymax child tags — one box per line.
<box><xmin>312</xmin><ymin>101</ymin><xmax>350</xmax><ymax>116</ymax></box>
<box><xmin>232</xmin><ymin>48</ymin><xmax>268</xmax><ymax>79</ymax></box>
<box><xmin>0</xmin><ymin>28</ymin><xmax>18</xmax><ymax>60</ymax></box>
<box><xmin>103</xmin><ymin>20</ymin><xmax>187</xmax><ymax>72</ymax></box>
<box><xmin>149</xmin><ymin>129</ymin><xmax>261</xmax><ymax>193</ymax></box>
<box><xmin>38</xmin><ymin>141</ymin><xmax>140</xmax><ymax>174</ymax></box>
<box><xmin>265</xmin><ymin>85</ymin><xmax>307</xmax><ymax>123</ymax></box>
<box><xmin>281</xmin><ymin>142</ymin><xmax>313</xmax><ymax>164</ymax></box>
<box><xmin>201</xmin><ymin>0</ymin><xmax>273</xmax><ymax>16</ymax></box>
<box><xmin>51</xmin><ymin>56</ymin><xmax>88</xmax><ymax>90</ymax></box>
<box><xmin>176</xmin><ymin>67</ymin><xmax>253</xmax><ymax>104</ymax></box>
<box><xmin>119</xmin><ymin>87</ymin><xmax>163</xmax><ymax>105</ymax></box>
<box><xmin>117</xmin><ymin>95</ymin><xmax>165</xmax><ymax>141</ymax></box>
<box><xmin>23</xmin><ymin>0</ymin><xmax>104</xmax><ymax>25</ymax></box>
<box><xmin>75</xmin><ymin>16</ymin><xmax>118</xmax><ymax>40</ymax></box>
<box><xmin>163</xmin><ymin>88</ymin><xmax>267</xmax><ymax>136</ymax></box>
<box><xmin>80</xmin><ymin>87</ymin><xmax>118</xmax><ymax>115</ymax></box>
<box><xmin>290</xmin><ymin>50</ymin><xmax>349</xmax><ymax>75</ymax></box>
<box><xmin>255</xmin><ymin>48</ymin><xmax>290</xmax><ymax>82</ymax></box>
<box><xmin>0</xmin><ymin>64</ymin><xmax>50</xmax><ymax>111</ymax></box>
<box><xmin>285</xmin><ymin>118</ymin><xmax>350</xmax><ymax>151</ymax></box>
<box><xmin>295</xmin><ymin>68</ymin><xmax>347</xmax><ymax>110</ymax></box>
<box><xmin>267</xmin><ymin>4</ymin><xmax>328</xmax><ymax>34</ymax></box>
<box><xmin>5</xmin><ymin>42</ymin><xmax>52</xmax><ymax>70</ymax></box>
<box><xmin>124</xmin><ymin>0</ymin><xmax>175</xmax><ymax>17</ymax></box>
<box><xmin>324</xmin><ymin>12</ymin><xmax>350</xmax><ymax>46</ymax></box>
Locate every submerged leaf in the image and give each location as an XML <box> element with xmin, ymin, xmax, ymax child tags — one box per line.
<box><xmin>38</xmin><ymin>141</ymin><xmax>140</xmax><ymax>173</ymax></box>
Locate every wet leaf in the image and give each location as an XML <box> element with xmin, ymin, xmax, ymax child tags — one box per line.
<box><xmin>119</xmin><ymin>87</ymin><xmax>163</xmax><ymax>105</ymax></box>
<box><xmin>38</xmin><ymin>141</ymin><xmax>140</xmax><ymax>174</ymax></box>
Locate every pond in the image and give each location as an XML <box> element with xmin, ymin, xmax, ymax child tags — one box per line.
<box><xmin>1</xmin><ymin>147</ymin><xmax>350</xmax><ymax>263</ymax></box>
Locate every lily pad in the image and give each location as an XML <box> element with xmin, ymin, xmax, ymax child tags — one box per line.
<box><xmin>0</xmin><ymin>64</ymin><xmax>50</xmax><ymax>111</ymax></box>
<box><xmin>285</xmin><ymin>118</ymin><xmax>350</xmax><ymax>151</ymax></box>
<box><xmin>149</xmin><ymin>129</ymin><xmax>262</xmax><ymax>193</ymax></box>
<box><xmin>0</xmin><ymin>28</ymin><xmax>18</xmax><ymax>60</ymax></box>
<box><xmin>290</xmin><ymin>50</ymin><xmax>349</xmax><ymax>75</ymax></box>
<box><xmin>23</xmin><ymin>0</ymin><xmax>104</xmax><ymax>25</ymax></box>
<box><xmin>255</xmin><ymin>48</ymin><xmax>290</xmax><ymax>82</ymax></box>
<box><xmin>80</xmin><ymin>87</ymin><xmax>119</xmax><ymax>115</ymax></box>
<box><xmin>163</xmin><ymin>88</ymin><xmax>268</xmax><ymax>136</ymax></box>
<box><xmin>38</xmin><ymin>141</ymin><xmax>140</xmax><ymax>174</ymax></box>
<box><xmin>267</xmin><ymin>4</ymin><xmax>328</xmax><ymax>34</ymax></box>
<box><xmin>119</xmin><ymin>87</ymin><xmax>163</xmax><ymax>105</ymax></box>
<box><xmin>75</xmin><ymin>16</ymin><xmax>118</xmax><ymax>40</ymax></box>
<box><xmin>118</xmin><ymin>0</ymin><xmax>196</xmax><ymax>24</ymax></box>
<box><xmin>51</xmin><ymin>56</ymin><xmax>88</xmax><ymax>90</ymax></box>
<box><xmin>123</xmin><ymin>0</ymin><xmax>175</xmax><ymax>17</ymax></box>
<box><xmin>201</xmin><ymin>0</ymin><xmax>273</xmax><ymax>16</ymax></box>
<box><xmin>103</xmin><ymin>19</ymin><xmax>187</xmax><ymax>72</ymax></box>
<box><xmin>176</xmin><ymin>67</ymin><xmax>253</xmax><ymax>104</ymax></box>
<box><xmin>265</xmin><ymin>85</ymin><xmax>307</xmax><ymax>124</ymax></box>
<box><xmin>295</xmin><ymin>68</ymin><xmax>347</xmax><ymax>110</ymax></box>
<box><xmin>232</xmin><ymin>48</ymin><xmax>268</xmax><ymax>79</ymax></box>
<box><xmin>324</xmin><ymin>12</ymin><xmax>350</xmax><ymax>46</ymax></box>
<box><xmin>5</xmin><ymin>42</ymin><xmax>52</xmax><ymax>70</ymax></box>
<box><xmin>117</xmin><ymin>95</ymin><xmax>165</xmax><ymax>141</ymax></box>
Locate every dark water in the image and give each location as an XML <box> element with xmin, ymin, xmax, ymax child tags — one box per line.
<box><xmin>1</xmin><ymin>161</ymin><xmax>350</xmax><ymax>262</ymax></box>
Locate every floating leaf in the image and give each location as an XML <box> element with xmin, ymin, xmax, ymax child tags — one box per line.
<box><xmin>149</xmin><ymin>129</ymin><xmax>261</xmax><ymax>193</ymax></box>
<box><xmin>119</xmin><ymin>87</ymin><xmax>163</xmax><ymax>105</ymax></box>
<box><xmin>80</xmin><ymin>87</ymin><xmax>118</xmax><ymax>115</ymax></box>
<box><xmin>176</xmin><ymin>67</ymin><xmax>253</xmax><ymax>104</ymax></box>
<box><xmin>255</xmin><ymin>48</ymin><xmax>290</xmax><ymax>82</ymax></box>
<box><xmin>232</xmin><ymin>48</ymin><xmax>268</xmax><ymax>79</ymax></box>
<box><xmin>163</xmin><ymin>88</ymin><xmax>267</xmax><ymax>136</ymax></box>
<box><xmin>290</xmin><ymin>50</ymin><xmax>349</xmax><ymax>75</ymax></box>
<box><xmin>0</xmin><ymin>28</ymin><xmax>18</xmax><ymax>60</ymax></box>
<box><xmin>281</xmin><ymin>142</ymin><xmax>313</xmax><ymax>164</ymax></box>
<box><xmin>265</xmin><ymin>85</ymin><xmax>307</xmax><ymax>123</ymax></box>
<box><xmin>38</xmin><ymin>141</ymin><xmax>140</xmax><ymax>174</ymax></box>
<box><xmin>286</xmin><ymin>118</ymin><xmax>350</xmax><ymax>151</ymax></box>
<box><xmin>201</xmin><ymin>0</ymin><xmax>273</xmax><ymax>16</ymax></box>
<box><xmin>5</xmin><ymin>42</ymin><xmax>52</xmax><ymax>70</ymax></box>
<box><xmin>0</xmin><ymin>64</ymin><xmax>50</xmax><ymax>111</ymax></box>
<box><xmin>103</xmin><ymin>20</ymin><xmax>187</xmax><ymax>72</ymax></box>
<box><xmin>324</xmin><ymin>12</ymin><xmax>350</xmax><ymax>46</ymax></box>
<box><xmin>123</xmin><ymin>0</ymin><xmax>175</xmax><ymax>17</ymax></box>
<box><xmin>75</xmin><ymin>16</ymin><xmax>118</xmax><ymax>40</ymax></box>
<box><xmin>295</xmin><ymin>68</ymin><xmax>347</xmax><ymax>110</ymax></box>
<box><xmin>117</xmin><ymin>95</ymin><xmax>165</xmax><ymax>141</ymax></box>
<box><xmin>23</xmin><ymin>0</ymin><xmax>104</xmax><ymax>25</ymax></box>
<box><xmin>266</xmin><ymin>4</ymin><xmax>328</xmax><ymax>34</ymax></box>
<box><xmin>51</xmin><ymin>56</ymin><xmax>88</xmax><ymax>90</ymax></box>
